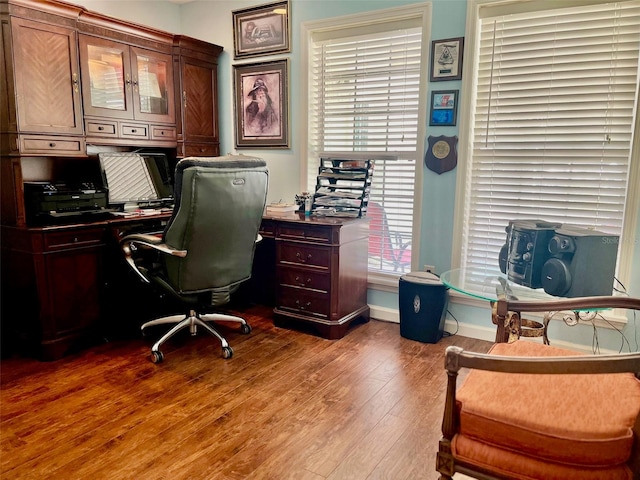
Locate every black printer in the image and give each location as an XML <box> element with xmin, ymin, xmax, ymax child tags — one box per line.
<box><xmin>24</xmin><ymin>182</ymin><xmax>109</xmax><ymax>223</ymax></box>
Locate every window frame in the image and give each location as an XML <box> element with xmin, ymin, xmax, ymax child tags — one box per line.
<box><xmin>299</xmin><ymin>3</ymin><xmax>432</xmax><ymax>289</ymax></box>
<box><xmin>452</xmin><ymin>0</ymin><xmax>640</xmax><ymax>325</ymax></box>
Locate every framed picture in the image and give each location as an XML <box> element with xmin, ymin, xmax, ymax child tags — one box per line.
<box><xmin>430</xmin><ymin>37</ymin><xmax>464</xmax><ymax>82</ymax></box>
<box><xmin>234</xmin><ymin>59</ymin><xmax>289</xmax><ymax>148</ymax></box>
<box><xmin>233</xmin><ymin>1</ymin><xmax>290</xmax><ymax>59</ymax></box>
<box><xmin>429</xmin><ymin>90</ymin><xmax>459</xmax><ymax>126</ymax></box>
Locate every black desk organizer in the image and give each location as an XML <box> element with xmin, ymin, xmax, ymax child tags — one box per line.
<box><xmin>311</xmin><ymin>157</ymin><xmax>373</xmax><ymax>217</ymax></box>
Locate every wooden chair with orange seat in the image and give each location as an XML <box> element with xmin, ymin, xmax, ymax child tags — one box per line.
<box><xmin>436</xmin><ymin>295</ymin><xmax>640</xmax><ymax>480</ymax></box>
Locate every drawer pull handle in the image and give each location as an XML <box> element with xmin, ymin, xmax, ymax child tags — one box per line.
<box><xmin>49</xmin><ymin>142</ymin><xmax>56</xmax><ymax>148</ymax></box>
<box><xmin>295</xmin><ymin>300</ymin><xmax>312</xmax><ymax>311</ymax></box>
<box><xmin>131</xmin><ymin>129</ymin><xmax>137</xmax><ymax>133</ymax></box>
<box><xmin>296</xmin><ymin>252</ymin><xmax>312</xmax><ymax>263</ymax></box>
<box><xmin>98</xmin><ymin>126</ymin><xmax>104</xmax><ymax>131</ymax></box>
<box><xmin>294</xmin><ymin>276</ymin><xmax>312</xmax><ymax>286</ymax></box>
<box><xmin>73</xmin><ymin>237</ymin><xmax>78</xmax><ymax>242</ymax></box>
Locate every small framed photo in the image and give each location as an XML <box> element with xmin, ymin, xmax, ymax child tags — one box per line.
<box><xmin>234</xmin><ymin>59</ymin><xmax>289</xmax><ymax>148</ymax></box>
<box><xmin>430</xmin><ymin>37</ymin><xmax>464</xmax><ymax>82</ymax></box>
<box><xmin>233</xmin><ymin>1</ymin><xmax>290</xmax><ymax>59</ymax></box>
<box><xmin>429</xmin><ymin>90</ymin><xmax>459</xmax><ymax>126</ymax></box>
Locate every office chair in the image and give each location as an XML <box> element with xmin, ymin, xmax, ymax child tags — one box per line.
<box><xmin>120</xmin><ymin>155</ymin><xmax>268</xmax><ymax>363</ymax></box>
<box><xmin>436</xmin><ymin>295</ymin><xmax>640</xmax><ymax>480</ymax></box>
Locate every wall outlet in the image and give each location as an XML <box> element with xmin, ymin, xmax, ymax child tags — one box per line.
<box><xmin>424</xmin><ymin>264</ymin><xmax>435</xmax><ymax>273</ymax></box>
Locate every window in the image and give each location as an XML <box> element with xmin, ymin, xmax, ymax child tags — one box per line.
<box><xmin>301</xmin><ymin>5</ymin><xmax>430</xmax><ymax>279</ymax></box>
<box><xmin>454</xmin><ymin>0</ymin><xmax>640</xmax><ymax>289</ymax></box>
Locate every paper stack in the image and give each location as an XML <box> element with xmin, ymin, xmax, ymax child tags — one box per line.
<box><xmin>265</xmin><ymin>202</ymin><xmax>298</xmax><ymax>215</ymax></box>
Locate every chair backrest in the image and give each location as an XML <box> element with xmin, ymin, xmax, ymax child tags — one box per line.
<box><xmin>367</xmin><ymin>201</ymin><xmax>394</xmax><ymax>261</ymax></box>
<box><xmin>163</xmin><ymin>155</ymin><xmax>268</xmax><ymax>294</ymax></box>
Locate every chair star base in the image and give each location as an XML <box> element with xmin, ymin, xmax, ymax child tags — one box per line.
<box><xmin>141</xmin><ymin>310</ymin><xmax>252</xmax><ymax>363</ymax></box>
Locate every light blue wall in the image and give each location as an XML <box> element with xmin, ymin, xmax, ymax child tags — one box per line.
<box><xmin>69</xmin><ymin>0</ymin><xmax>639</xmax><ymax>352</ymax></box>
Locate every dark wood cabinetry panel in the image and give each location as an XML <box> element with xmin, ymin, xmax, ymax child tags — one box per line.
<box><xmin>0</xmin><ymin>1</ymin><xmax>225</xmax><ymax>361</ymax></box>
<box><xmin>1</xmin><ymin>13</ymin><xmax>85</xmax><ymax>156</ymax></box>
<box><xmin>173</xmin><ymin>36</ymin><xmax>222</xmax><ymax>158</ymax></box>
<box><xmin>272</xmin><ymin>215</ymin><xmax>370</xmax><ymax>339</ymax></box>
<box><xmin>1</xmin><ymin>224</ymin><xmax>105</xmax><ymax>360</ymax></box>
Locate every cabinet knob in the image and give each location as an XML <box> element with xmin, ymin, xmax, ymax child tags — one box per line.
<box><xmin>49</xmin><ymin>142</ymin><xmax>56</xmax><ymax>148</ymax></box>
<box><xmin>131</xmin><ymin>129</ymin><xmax>137</xmax><ymax>133</ymax></box>
<box><xmin>98</xmin><ymin>126</ymin><xmax>104</xmax><ymax>131</ymax></box>
<box><xmin>295</xmin><ymin>300</ymin><xmax>312</xmax><ymax>311</ymax></box>
<box><xmin>294</xmin><ymin>276</ymin><xmax>311</xmax><ymax>287</ymax></box>
<box><xmin>296</xmin><ymin>252</ymin><xmax>312</xmax><ymax>263</ymax></box>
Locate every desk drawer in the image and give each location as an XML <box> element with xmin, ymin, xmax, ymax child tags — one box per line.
<box><xmin>277</xmin><ymin>224</ymin><xmax>333</xmax><ymax>244</ymax></box>
<box><xmin>150</xmin><ymin>125</ymin><xmax>176</xmax><ymax>141</ymax></box>
<box><xmin>19</xmin><ymin>135</ymin><xmax>85</xmax><ymax>156</ymax></box>
<box><xmin>120</xmin><ymin>123</ymin><xmax>149</xmax><ymax>139</ymax></box>
<box><xmin>278</xmin><ymin>243</ymin><xmax>331</xmax><ymax>270</ymax></box>
<box><xmin>85</xmin><ymin>120</ymin><xmax>117</xmax><ymax>137</ymax></box>
<box><xmin>260</xmin><ymin>219</ymin><xmax>276</xmax><ymax>238</ymax></box>
<box><xmin>43</xmin><ymin>228</ymin><xmax>104</xmax><ymax>251</ymax></box>
<box><xmin>277</xmin><ymin>285</ymin><xmax>329</xmax><ymax>318</ymax></box>
<box><xmin>278</xmin><ymin>267</ymin><xmax>330</xmax><ymax>293</ymax></box>
<box><xmin>182</xmin><ymin>143</ymin><xmax>219</xmax><ymax>157</ymax></box>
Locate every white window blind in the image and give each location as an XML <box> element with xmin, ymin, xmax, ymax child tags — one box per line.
<box><xmin>308</xmin><ymin>23</ymin><xmax>423</xmax><ymax>275</ymax></box>
<box><xmin>460</xmin><ymin>0</ymin><xmax>640</xmax><ymax>274</ymax></box>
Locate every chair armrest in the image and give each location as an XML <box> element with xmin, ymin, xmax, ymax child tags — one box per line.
<box><xmin>120</xmin><ymin>234</ymin><xmax>187</xmax><ymax>283</ymax></box>
<box><xmin>445</xmin><ymin>346</ymin><xmax>640</xmax><ymax>375</ymax></box>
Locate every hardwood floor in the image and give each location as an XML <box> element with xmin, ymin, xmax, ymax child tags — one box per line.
<box><xmin>0</xmin><ymin>304</ymin><xmax>492</xmax><ymax>480</ymax></box>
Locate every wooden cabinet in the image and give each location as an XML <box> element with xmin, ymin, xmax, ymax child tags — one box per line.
<box><xmin>1</xmin><ymin>224</ymin><xmax>105</xmax><ymax>360</ymax></box>
<box><xmin>272</xmin><ymin>216</ymin><xmax>370</xmax><ymax>339</ymax></box>
<box><xmin>78</xmin><ymin>34</ymin><xmax>176</xmax><ymax>147</ymax></box>
<box><xmin>173</xmin><ymin>36</ymin><xmax>222</xmax><ymax>158</ymax></box>
<box><xmin>0</xmin><ymin>9</ymin><xmax>85</xmax><ymax>156</ymax></box>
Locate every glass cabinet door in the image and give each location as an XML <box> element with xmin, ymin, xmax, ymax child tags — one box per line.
<box><xmin>131</xmin><ymin>47</ymin><xmax>175</xmax><ymax>124</ymax></box>
<box><xmin>79</xmin><ymin>35</ymin><xmax>132</xmax><ymax>119</ymax></box>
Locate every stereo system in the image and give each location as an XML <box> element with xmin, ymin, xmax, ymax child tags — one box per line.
<box><xmin>498</xmin><ymin>220</ymin><xmax>619</xmax><ymax>297</ymax></box>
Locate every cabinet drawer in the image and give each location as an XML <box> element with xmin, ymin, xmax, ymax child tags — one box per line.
<box><xmin>182</xmin><ymin>143</ymin><xmax>220</xmax><ymax>157</ymax></box>
<box><xmin>85</xmin><ymin>120</ymin><xmax>117</xmax><ymax>137</ymax></box>
<box><xmin>278</xmin><ymin>243</ymin><xmax>331</xmax><ymax>270</ymax></box>
<box><xmin>19</xmin><ymin>135</ymin><xmax>85</xmax><ymax>156</ymax></box>
<box><xmin>277</xmin><ymin>285</ymin><xmax>329</xmax><ymax>318</ymax></box>
<box><xmin>151</xmin><ymin>125</ymin><xmax>176</xmax><ymax>141</ymax></box>
<box><xmin>120</xmin><ymin>123</ymin><xmax>149</xmax><ymax>138</ymax></box>
<box><xmin>260</xmin><ymin>219</ymin><xmax>276</xmax><ymax>238</ymax></box>
<box><xmin>278</xmin><ymin>267</ymin><xmax>330</xmax><ymax>293</ymax></box>
<box><xmin>43</xmin><ymin>228</ymin><xmax>104</xmax><ymax>251</ymax></box>
<box><xmin>277</xmin><ymin>224</ymin><xmax>332</xmax><ymax>244</ymax></box>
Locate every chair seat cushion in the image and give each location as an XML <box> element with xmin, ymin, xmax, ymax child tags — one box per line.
<box><xmin>452</xmin><ymin>434</ymin><xmax>633</xmax><ymax>480</ymax></box>
<box><xmin>455</xmin><ymin>340</ymin><xmax>640</xmax><ymax>469</ymax></box>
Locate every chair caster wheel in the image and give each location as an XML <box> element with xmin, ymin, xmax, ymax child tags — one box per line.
<box><xmin>222</xmin><ymin>346</ymin><xmax>233</xmax><ymax>359</ymax></box>
<box><xmin>150</xmin><ymin>350</ymin><xmax>164</xmax><ymax>363</ymax></box>
<box><xmin>241</xmin><ymin>324</ymin><xmax>252</xmax><ymax>335</ymax></box>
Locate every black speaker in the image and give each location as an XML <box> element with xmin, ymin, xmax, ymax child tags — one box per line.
<box><xmin>399</xmin><ymin>272</ymin><xmax>448</xmax><ymax>343</ymax></box>
<box><xmin>499</xmin><ymin>220</ymin><xmax>561</xmax><ymax>289</ymax></box>
<box><xmin>541</xmin><ymin>226</ymin><xmax>619</xmax><ymax>297</ymax></box>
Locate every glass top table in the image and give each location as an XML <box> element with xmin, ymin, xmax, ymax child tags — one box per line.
<box><xmin>440</xmin><ymin>268</ymin><xmax>558</xmax><ymax>303</ymax></box>
<box><xmin>440</xmin><ymin>268</ymin><xmax>623</xmax><ymax>344</ymax></box>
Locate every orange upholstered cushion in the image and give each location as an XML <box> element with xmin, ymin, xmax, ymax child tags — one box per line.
<box><xmin>452</xmin><ymin>434</ymin><xmax>633</xmax><ymax>480</ymax></box>
<box><xmin>456</xmin><ymin>340</ymin><xmax>640</xmax><ymax>469</ymax></box>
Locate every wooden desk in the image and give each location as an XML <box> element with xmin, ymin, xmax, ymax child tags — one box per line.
<box><xmin>1</xmin><ymin>211</ymin><xmax>370</xmax><ymax>360</ymax></box>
